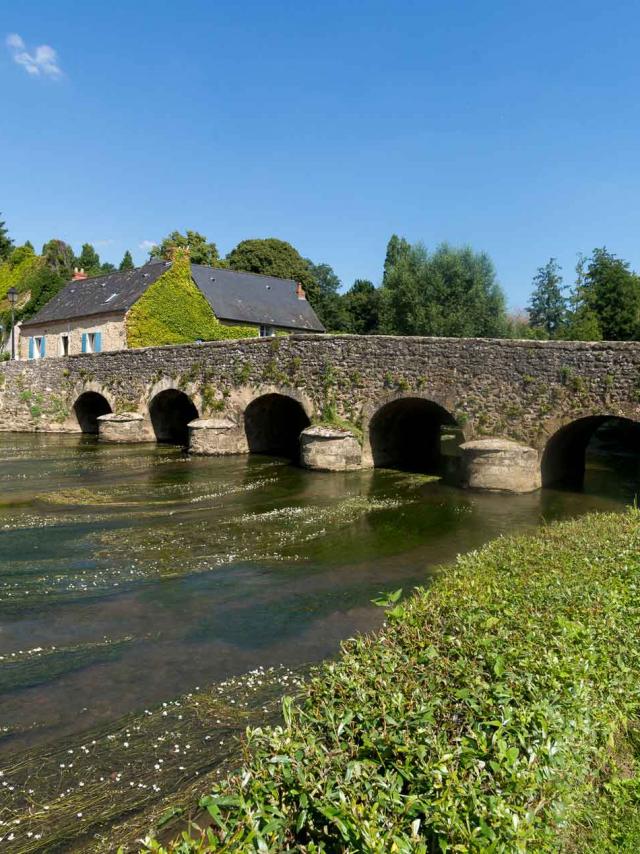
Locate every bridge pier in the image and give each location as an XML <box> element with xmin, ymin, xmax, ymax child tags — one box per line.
<box><xmin>299</xmin><ymin>426</ymin><xmax>362</xmax><ymax>471</ymax></box>
<box><xmin>188</xmin><ymin>417</ymin><xmax>248</xmax><ymax>455</ymax></box>
<box><xmin>97</xmin><ymin>413</ymin><xmax>153</xmax><ymax>443</ymax></box>
<box><xmin>459</xmin><ymin>438</ymin><xmax>541</xmax><ymax>493</ymax></box>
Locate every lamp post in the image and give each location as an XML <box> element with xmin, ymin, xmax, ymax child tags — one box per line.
<box><xmin>7</xmin><ymin>287</ymin><xmax>17</xmax><ymax>360</ymax></box>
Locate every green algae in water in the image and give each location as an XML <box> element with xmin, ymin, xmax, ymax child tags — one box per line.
<box><xmin>0</xmin><ymin>665</ymin><xmax>305</xmax><ymax>853</ymax></box>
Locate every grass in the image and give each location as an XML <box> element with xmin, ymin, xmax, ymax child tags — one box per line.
<box><xmin>147</xmin><ymin>509</ymin><xmax>640</xmax><ymax>852</ymax></box>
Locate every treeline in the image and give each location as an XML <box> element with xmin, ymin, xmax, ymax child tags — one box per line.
<box><xmin>2</xmin><ymin>212</ymin><xmax>639</xmax><ymax>341</ymax></box>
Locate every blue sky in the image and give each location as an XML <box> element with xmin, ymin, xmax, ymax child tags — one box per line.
<box><xmin>2</xmin><ymin>0</ymin><xmax>640</xmax><ymax>308</ymax></box>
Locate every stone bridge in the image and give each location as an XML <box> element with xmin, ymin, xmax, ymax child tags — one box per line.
<box><xmin>2</xmin><ymin>334</ymin><xmax>640</xmax><ymax>492</ymax></box>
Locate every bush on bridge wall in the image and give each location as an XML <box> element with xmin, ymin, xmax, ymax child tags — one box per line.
<box><xmin>168</xmin><ymin>510</ymin><xmax>640</xmax><ymax>852</ymax></box>
<box><xmin>126</xmin><ymin>249</ymin><xmax>258</xmax><ymax>348</ymax></box>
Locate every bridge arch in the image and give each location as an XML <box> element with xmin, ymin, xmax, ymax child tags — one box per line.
<box><xmin>243</xmin><ymin>392</ymin><xmax>311</xmax><ymax>461</ymax></box>
<box><xmin>366</xmin><ymin>394</ymin><xmax>458</xmax><ymax>473</ymax></box>
<box><xmin>541</xmin><ymin>414</ymin><xmax>640</xmax><ymax>487</ymax></box>
<box><xmin>149</xmin><ymin>389</ymin><xmax>198</xmax><ymax>445</ymax></box>
<box><xmin>73</xmin><ymin>390</ymin><xmax>113</xmax><ymax>434</ymax></box>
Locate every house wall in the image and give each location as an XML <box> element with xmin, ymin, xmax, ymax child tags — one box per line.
<box><xmin>19</xmin><ymin>313</ymin><xmax>127</xmax><ymax>360</ymax></box>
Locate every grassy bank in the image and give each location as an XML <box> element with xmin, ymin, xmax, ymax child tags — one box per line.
<box><xmin>150</xmin><ymin>510</ymin><xmax>640</xmax><ymax>852</ymax></box>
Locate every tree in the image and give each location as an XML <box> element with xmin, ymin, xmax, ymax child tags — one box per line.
<box><xmin>0</xmin><ymin>214</ymin><xmax>13</xmax><ymax>262</ymax></box>
<box><xmin>380</xmin><ymin>241</ymin><xmax>508</xmax><ymax>338</ymax></box>
<box><xmin>151</xmin><ymin>230</ymin><xmax>220</xmax><ymax>266</ymax></box>
<box><xmin>100</xmin><ymin>262</ymin><xmax>116</xmax><ymax>274</ymax></box>
<box><xmin>76</xmin><ymin>243</ymin><xmax>102</xmax><ymax>276</ymax></box>
<box><xmin>119</xmin><ymin>250</ymin><xmax>134</xmax><ymax>271</ymax></box>
<box><xmin>342</xmin><ymin>279</ymin><xmax>379</xmax><ymax>334</ymax></box>
<box><xmin>383</xmin><ymin>235</ymin><xmax>411</xmax><ymax>285</ymax></box>
<box><xmin>41</xmin><ymin>239</ymin><xmax>75</xmax><ymax>279</ymax></box>
<box><xmin>579</xmin><ymin>247</ymin><xmax>640</xmax><ymax>340</ymax></box>
<box><xmin>226</xmin><ymin>237</ymin><xmax>316</xmax><ymax>300</ymax></box>
<box><xmin>305</xmin><ymin>260</ymin><xmax>349</xmax><ymax>330</ymax></box>
<box><xmin>527</xmin><ymin>258</ymin><xmax>566</xmax><ymax>336</ymax></box>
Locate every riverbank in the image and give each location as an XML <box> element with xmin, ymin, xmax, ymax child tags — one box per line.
<box><xmin>155</xmin><ymin>509</ymin><xmax>640</xmax><ymax>852</ymax></box>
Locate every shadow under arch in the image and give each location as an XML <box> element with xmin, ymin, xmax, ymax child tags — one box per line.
<box><xmin>244</xmin><ymin>393</ymin><xmax>310</xmax><ymax>461</ymax></box>
<box><xmin>149</xmin><ymin>389</ymin><xmax>198</xmax><ymax>445</ymax></box>
<box><xmin>74</xmin><ymin>391</ymin><xmax>112</xmax><ymax>434</ymax></box>
<box><xmin>368</xmin><ymin>396</ymin><xmax>458</xmax><ymax>473</ymax></box>
<box><xmin>542</xmin><ymin>415</ymin><xmax>640</xmax><ymax>488</ymax></box>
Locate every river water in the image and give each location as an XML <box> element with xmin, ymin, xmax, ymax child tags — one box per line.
<box><xmin>0</xmin><ymin>433</ymin><xmax>637</xmax><ymax>851</ymax></box>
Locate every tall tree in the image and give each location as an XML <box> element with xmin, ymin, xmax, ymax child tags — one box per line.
<box><xmin>380</xmin><ymin>241</ymin><xmax>508</xmax><ymax>338</ymax></box>
<box><xmin>383</xmin><ymin>234</ymin><xmax>411</xmax><ymax>285</ymax></box>
<box><xmin>0</xmin><ymin>214</ymin><xmax>13</xmax><ymax>262</ymax></box>
<box><xmin>151</xmin><ymin>230</ymin><xmax>220</xmax><ymax>266</ymax></box>
<box><xmin>305</xmin><ymin>260</ymin><xmax>349</xmax><ymax>330</ymax></box>
<box><xmin>342</xmin><ymin>279</ymin><xmax>379</xmax><ymax>334</ymax></box>
<box><xmin>579</xmin><ymin>247</ymin><xmax>640</xmax><ymax>340</ymax></box>
<box><xmin>41</xmin><ymin>239</ymin><xmax>75</xmax><ymax>279</ymax></box>
<box><xmin>226</xmin><ymin>238</ymin><xmax>316</xmax><ymax>300</ymax></box>
<box><xmin>76</xmin><ymin>243</ymin><xmax>102</xmax><ymax>276</ymax></box>
<box><xmin>119</xmin><ymin>250</ymin><xmax>134</xmax><ymax>271</ymax></box>
<box><xmin>527</xmin><ymin>258</ymin><xmax>566</xmax><ymax>336</ymax></box>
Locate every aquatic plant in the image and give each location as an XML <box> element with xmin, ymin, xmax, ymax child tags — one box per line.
<box><xmin>165</xmin><ymin>510</ymin><xmax>640</xmax><ymax>852</ymax></box>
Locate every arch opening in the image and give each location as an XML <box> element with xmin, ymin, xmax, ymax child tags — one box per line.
<box><xmin>542</xmin><ymin>416</ymin><xmax>640</xmax><ymax>491</ymax></box>
<box><xmin>149</xmin><ymin>389</ymin><xmax>198</xmax><ymax>445</ymax></box>
<box><xmin>368</xmin><ymin>397</ymin><xmax>458</xmax><ymax>473</ymax></box>
<box><xmin>74</xmin><ymin>391</ymin><xmax>112</xmax><ymax>434</ymax></box>
<box><xmin>244</xmin><ymin>394</ymin><xmax>310</xmax><ymax>461</ymax></box>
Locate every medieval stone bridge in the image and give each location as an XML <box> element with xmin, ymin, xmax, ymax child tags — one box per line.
<box><xmin>2</xmin><ymin>334</ymin><xmax>640</xmax><ymax>492</ymax></box>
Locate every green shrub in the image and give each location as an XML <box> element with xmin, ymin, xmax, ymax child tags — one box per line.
<box><xmin>170</xmin><ymin>510</ymin><xmax>640</xmax><ymax>852</ymax></box>
<box><xmin>126</xmin><ymin>249</ymin><xmax>258</xmax><ymax>347</ymax></box>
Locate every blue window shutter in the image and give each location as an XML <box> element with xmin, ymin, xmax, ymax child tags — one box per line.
<box><xmin>28</xmin><ymin>337</ymin><xmax>34</xmax><ymax>359</ymax></box>
<box><xmin>40</xmin><ymin>337</ymin><xmax>46</xmax><ymax>358</ymax></box>
<box><xmin>81</xmin><ymin>333</ymin><xmax>87</xmax><ymax>354</ymax></box>
<box><xmin>94</xmin><ymin>332</ymin><xmax>102</xmax><ymax>353</ymax></box>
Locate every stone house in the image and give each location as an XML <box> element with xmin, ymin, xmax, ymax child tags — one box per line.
<box><xmin>19</xmin><ymin>260</ymin><xmax>324</xmax><ymax>359</ymax></box>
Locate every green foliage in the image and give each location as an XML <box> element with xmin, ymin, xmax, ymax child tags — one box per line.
<box><xmin>379</xmin><ymin>240</ymin><xmax>508</xmax><ymax>338</ymax></box>
<box><xmin>119</xmin><ymin>250</ymin><xmax>134</xmax><ymax>271</ymax></box>
<box><xmin>168</xmin><ymin>510</ymin><xmax>640</xmax><ymax>852</ymax></box>
<box><xmin>41</xmin><ymin>239</ymin><xmax>74</xmax><ymax>279</ymax></box>
<box><xmin>342</xmin><ymin>279</ymin><xmax>379</xmax><ymax>334</ymax></box>
<box><xmin>383</xmin><ymin>234</ymin><xmax>411</xmax><ymax>285</ymax></box>
<box><xmin>305</xmin><ymin>260</ymin><xmax>349</xmax><ymax>331</ymax></box>
<box><xmin>579</xmin><ymin>248</ymin><xmax>640</xmax><ymax>340</ymax></box>
<box><xmin>561</xmin><ymin>303</ymin><xmax>603</xmax><ymax>341</ymax></box>
<box><xmin>151</xmin><ymin>231</ymin><xmax>220</xmax><ymax>266</ymax></box>
<box><xmin>0</xmin><ymin>213</ymin><xmax>13</xmax><ymax>261</ymax></box>
<box><xmin>315</xmin><ymin>401</ymin><xmax>362</xmax><ymax>442</ymax></box>
<box><xmin>527</xmin><ymin>258</ymin><xmax>567</xmax><ymax>336</ymax></box>
<box><xmin>126</xmin><ymin>249</ymin><xmax>258</xmax><ymax>347</ymax></box>
<box><xmin>226</xmin><ymin>237</ymin><xmax>316</xmax><ymax>301</ymax></box>
<box><xmin>0</xmin><ymin>243</ymin><xmax>39</xmax><ymax>300</ymax></box>
<box><xmin>76</xmin><ymin>243</ymin><xmax>102</xmax><ymax>276</ymax></box>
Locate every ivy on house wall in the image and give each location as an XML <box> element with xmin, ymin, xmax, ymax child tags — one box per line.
<box><xmin>125</xmin><ymin>248</ymin><xmax>258</xmax><ymax>348</ymax></box>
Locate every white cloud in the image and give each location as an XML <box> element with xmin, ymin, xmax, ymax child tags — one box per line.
<box><xmin>139</xmin><ymin>240</ymin><xmax>157</xmax><ymax>250</ymax></box>
<box><xmin>6</xmin><ymin>32</ymin><xmax>62</xmax><ymax>78</ymax></box>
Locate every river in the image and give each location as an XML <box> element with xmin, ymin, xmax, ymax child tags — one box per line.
<box><xmin>0</xmin><ymin>433</ymin><xmax>637</xmax><ymax>851</ymax></box>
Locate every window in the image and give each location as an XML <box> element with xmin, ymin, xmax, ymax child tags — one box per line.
<box><xmin>81</xmin><ymin>332</ymin><xmax>102</xmax><ymax>354</ymax></box>
<box><xmin>259</xmin><ymin>325</ymin><xmax>275</xmax><ymax>338</ymax></box>
<box><xmin>60</xmin><ymin>334</ymin><xmax>69</xmax><ymax>356</ymax></box>
<box><xmin>29</xmin><ymin>336</ymin><xmax>45</xmax><ymax>360</ymax></box>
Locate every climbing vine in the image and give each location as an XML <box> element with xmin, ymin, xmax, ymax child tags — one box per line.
<box><xmin>125</xmin><ymin>249</ymin><xmax>258</xmax><ymax>348</ymax></box>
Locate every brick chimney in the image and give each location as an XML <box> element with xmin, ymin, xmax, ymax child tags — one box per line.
<box><xmin>72</xmin><ymin>268</ymin><xmax>88</xmax><ymax>281</ymax></box>
<box><xmin>296</xmin><ymin>282</ymin><xmax>306</xmax><ymax>300</ymax></box>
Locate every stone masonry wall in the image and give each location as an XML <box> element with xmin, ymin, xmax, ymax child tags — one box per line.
<box><xmin>1</xmin><ymin>334</ymin><xmax>640</xmax><ymax>450</ymax></box>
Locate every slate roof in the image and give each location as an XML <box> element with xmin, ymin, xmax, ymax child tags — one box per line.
<box><xmin>22</xmin><ymin>260</ymin><xmax>168</xmax><ymax>327</ymax></box>
<box><xmin>22</xmin><ymin>260</ymin><xmax>325</xmax><ymax>333</ymax></box>
<box><xmin>190</xmin><ymin>265</ymin><xmax>325</xmax><ymax>332</ymax></box>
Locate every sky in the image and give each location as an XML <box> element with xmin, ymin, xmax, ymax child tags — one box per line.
<box><xmin>2</xmin><ymin>0</ymin><xmax>640</xmax><ymax>309</ymax></box>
